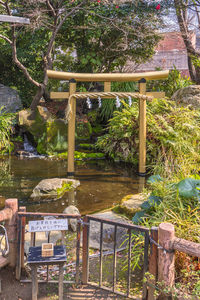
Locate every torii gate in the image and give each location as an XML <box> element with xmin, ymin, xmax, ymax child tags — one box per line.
<box><xmin>47</xmin><ymin>70</ymin><xmax>169</xmax><ymax>177</ymax></box>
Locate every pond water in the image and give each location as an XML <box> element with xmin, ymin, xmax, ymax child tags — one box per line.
<box><xmin>0</xmin><ymin>156</ymin><xmax>145</xmax><ymax>215</ymax></box>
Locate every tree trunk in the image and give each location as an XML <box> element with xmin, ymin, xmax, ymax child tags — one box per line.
<box><xmin>29</xmin><ymin>85</ymin><xmax>45</xmax><ymax>110</ymax></box>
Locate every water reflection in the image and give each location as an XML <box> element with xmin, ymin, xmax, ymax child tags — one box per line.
<box><xmin>0</xmin><ymin>156</ymin><xmax>145</xmax><ymax>215</ymax></box>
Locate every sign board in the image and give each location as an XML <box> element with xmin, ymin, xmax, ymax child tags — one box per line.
<box><xmin>28</xmin><ymin>219</ymin><xmax>68</xmax><ymax>232</ymax></box>
<box><xmin>0</xmin><ymin>15</ymin><xmax>30</xmax><ymax>24</ymax></box>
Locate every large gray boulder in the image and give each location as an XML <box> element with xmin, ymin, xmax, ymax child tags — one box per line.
<box><xmin>31</xmin><ymin>178</ymin><xmax>80</xmax><ymax>201</ymax></box>
<box><xmin>0</xmin><ymin>84</ymin><xmax>22</xmax><ymax>113</ymax></box>
<box><xmin>172</xmin><ymin>85</ymin><xmax>200</xmax><ymax>107</ymax></box>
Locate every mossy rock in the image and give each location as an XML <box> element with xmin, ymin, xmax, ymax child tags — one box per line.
<box><xmin>18</xmin><ymin>106</ymin><xmax>68</xmax><ymax>155</ymax></box>
<box><xmin>37</xmin><ymin>119</ymin><xmax>68</xmax><ymax>154</ymax></box>
<box><xmin>76</xmin><ymin>121</ymin><xmax>92</xmax><ymax>141</ymax></box>
<box><xmin>18</xmin><ymin>106</ymin><xmax>53</xmax><ymax>141</ymax></box>
<box><xmin>112</xmin><ymin>193</ymin><xmax>145</xmax><ymax>219</ymax></box>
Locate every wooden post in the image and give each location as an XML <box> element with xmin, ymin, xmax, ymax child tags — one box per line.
<box><xmin>148</xmin><ymin>227</ymin><xmax>158</xmax><ymax>300</ymax></box>
<box><xmin>19</xmin><ymin>207</ymin><xmax>26</xmax><ymax>269</ymax></box>
<box><xmin>59</xmin><ymin>263</ymin><xmax>64</xmax><ymax>300</ymax></box>
<box><xmin>4</xmin><ymin>199</ymin><xmax>18</xmax><ymax>268</ymax></box>
<box><xmin>158</xmin><ymin>223</ymin><xmax>175</xmax><ymax>299</ymax></box>
<box><xmin>104</xmin><ymin>81</ymin><xmax>111</xmax><ymax>92</ymax></box>
<box><xmin>138</xmin><ymin>78</ymin><xmax>146</xmax><ymax>176</ymax></box>
<box><xmin>82</xmin><ymin>216</ymin><xmax>89</xmax><ymax>284</ymax></box>
<box><xmin>67</xmin><ymin>79</ymin><xmax>77</xmax><ymax>177</ymax></box>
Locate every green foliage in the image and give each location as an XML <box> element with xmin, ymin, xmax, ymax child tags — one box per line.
<box><xmin>58</xmin><ymin>1</ymin><xmax>163</xmax><ymax>74</ymax></box>
<box><xmin>0</xmin><ymin>107</ymin><xmax>16</xmax><ymax>154</ymax></box>
<box><xmin>148</xmin><ymin>66</ymin><xmax>193</xmax><ymax>97</ymax></box>
<box><xmin>177</xmin><ymin>178</ymin><xmax>200</xmax><ymax>200</ymax></box>
<box><xmin>96</xmin><ymin>98</ymin><xmax>200</xmax><ymax>172</ymax></box>
<box><xmin>100</xmin><ymin>82</ymin><xmax>138</xmax><ymax>121</ymax></box>
<box><xmin>57</xmin><ymin>151</ymin><xmax>104</xmax><ymax>161</ymax></box>
<box><xmin>56</xmin><ymin>182</ymin><xmax>72</xmax><ymax>198</ymax></box>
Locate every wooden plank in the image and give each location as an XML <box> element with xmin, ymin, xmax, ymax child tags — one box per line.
<box><xmin>104</xmin><ymin>82</ymin><xmax>111</xmax><ymax>92</ymax></box>
<box><xmin>31</xmin><ymin>266</ymin><xmax>38</xmax><ymax>300</ymax></box>
<box><xmin>173</xmin><ymin>237</ymin><xmax>200</xmax><ymax>258</ymax></box>
<box><xmin>50</xmin><ymin>92</ymin><xmax>69</xmax><ymax>99</ymax></box>
<box><xmin>59</xmin><ymin>263</ymin><xmax>64</xmax><ymax>300</ymax></box>
<box><xmin>139</xmin><ymin>79</ymin><xmax>146</xmax><ymax>175</ymax></box>
<box><xmin>146</xmin><ymin>92</ymin><xmax>165</xmax><ymax>98</ymax></box>
<box><xmin>47</xmin><ymin>70</ymin><xmax>169</xmax><ymax>82</ymax></box>
<box><xmin>0</xmin><ymin>15</ymin><xmax>30</xmax><ymax>24</ymax></box>
<box><xmin>67</xmin><ymin>79</ymin><xmax>76</xmax><ymax>176</ymax></box>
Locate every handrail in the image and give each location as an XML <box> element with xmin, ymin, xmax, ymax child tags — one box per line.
<box><xmin>47</xmin><ymin>70</ymin><xmax>169</xmax><ymax>82</ymax></box>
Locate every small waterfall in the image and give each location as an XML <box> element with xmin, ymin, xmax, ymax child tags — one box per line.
<box><xmin>24</xmin><ymin>135</ymin><xmax>36</xmax><ymax>153</ymax></box>
<box><xmin>23</xmin><ymin>135</ymin><xmax>42</xmax><ymax>158</ymax></box>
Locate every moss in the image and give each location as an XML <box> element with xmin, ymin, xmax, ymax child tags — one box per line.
<box><xmin>57</xmin><ymin>151</ymin><xmax>105</xmax><ymax>160</ymax></box>
<box><xmin>76</xmin><ymin>121</ymin><xmax>92</xmax><ymax>141</ymax></box>
<box><xmin>78</xmin><ymin>144</ymin><xmax>95</xmax><ymax>150</ymax></box>
<box><xmin>112</xmin><ymin>205</ymin><xmax>140</xmax><ymax>219</ymax></box>
<box><xmin>56</xmin><ymin>181</ymin><xmax>72</xmax><ymax>198</ymax></box>
<box><xmin>37</xmin><ymin>119</ymin><xmax>68</xmax><ymax>154</ymax></box>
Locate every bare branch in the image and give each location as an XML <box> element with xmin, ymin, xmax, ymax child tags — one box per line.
<box><xmin>46</xmin><ymin>0</ymin><xmax>56</xmax><ymax>18</ymax></box>
<box><xmin>0</xmin><ymin>34</ymin><xmax>11</xmax><ymax>44</ymax></box>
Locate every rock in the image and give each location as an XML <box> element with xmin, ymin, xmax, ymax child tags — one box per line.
<box><xmin>31</xmin><ymin>178</ymin><xmax>80</xmax><ymax>200</ymax></box>
<box><xmin>113</xmin><ymin>193</ymin><xmax>145</xmax><ymax>219</ymax></box>
<box><xmin>0</xmin><ymin>84</ymin><xmax>22</xmax><ymax>113</ymax></box>
<box><xmin>172</xmin><ymin>85</ymin><xmax>200</xmax><ymax>107</ymax></box>
<box><xmin>63</xmin><ymin>205</ymin><xmax>80</xmax><ymax>232</ymax></box>
<box><xmin>37</xmin><ymin>119</ymin><xmax>68</xmax><ymax>154</ymax></box>
<box><xmin>18</xmin><ymin>106</ymin><xmax>68</xmax><ymax>154</ymax></box>
<box><xmin>88</xmin><ymin>211</ymin><xmax>131</xmax><ymax>250</ymax></box>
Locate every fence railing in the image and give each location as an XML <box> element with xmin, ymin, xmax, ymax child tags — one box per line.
<box><xmin>148</xmin><ymin>222</ymin><xmax>200</xmax><ymax>300</ymax></box>
<box><xmin>82</xmin><ymin>215</ymin><xmax>150</xmax><ymax>299</ymax></box>
<box><xmin>0</xmin><ymin>199</ymin><xmax>199</xmax><ymax>300</ymax></box>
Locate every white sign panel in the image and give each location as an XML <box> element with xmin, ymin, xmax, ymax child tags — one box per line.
<box><xmin>28</xmin><ymin>219</ymin><xmax>68</xmax><ymax>232</ymax></box>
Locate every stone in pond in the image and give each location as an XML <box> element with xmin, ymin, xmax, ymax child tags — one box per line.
<box><xmin>113</xmin><ymin>193</ymin><xmax>145</xmax><ymax>219</ymax></box>
<box><xmin>30</xmin><ymin>178</ymin><xmax>80</xmax><ymax>201</ymax></box>
<box><xmin>63</xmin><ymin>205</ymin><xmax>80</xmax><ymax>232</ymax></box>
<box><xmin>88</xmin><ymin>211</ymin><xmax>131</xmax><ymax>251</ymax></box>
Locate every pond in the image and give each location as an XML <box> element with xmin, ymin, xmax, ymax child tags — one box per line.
<box><xmin>0</xmin><ymin>156</ymin><xmax>145</xmax><ymax>215</ymax></box>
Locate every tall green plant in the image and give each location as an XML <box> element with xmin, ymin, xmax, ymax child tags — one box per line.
<box><xmin>0</xmin><ymin>107</ymin><xmax>16</xmax><ymax>154</ymax></box>
<box><xmin>100</xmin><ymin>82</ymin><xmax>138</xmax><ymax>121</ymax></box>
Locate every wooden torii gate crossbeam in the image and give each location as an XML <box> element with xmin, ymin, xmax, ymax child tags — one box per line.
<box><xmin>47</xmin><ymin>70</ymin><xmax>169</xmax><ymax>177</ymax></box>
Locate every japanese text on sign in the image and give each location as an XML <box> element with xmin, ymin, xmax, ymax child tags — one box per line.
<box><xmin>28</xmin><ymin>219</ymin><xmax>68</xmax><ymax>232</ymax></box>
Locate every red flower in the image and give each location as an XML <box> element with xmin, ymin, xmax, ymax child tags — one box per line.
<box><xmin>97</xmin><ymin>0</ymin><xmax>101</xmax><ymax>3</ymax></box>
<box><xmin>156</xmin><ymin>4</ymin><xmax>161</xmax><ymax>10</ymax></box>
<box><xmin>116</xmin><ymin>5</ymin><xmax>119</xmax><ymax>8</ymax></box>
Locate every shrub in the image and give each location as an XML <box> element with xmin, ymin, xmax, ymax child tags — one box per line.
<box><xmin>96</xmin><ymin>98</ymin><xmax>200</xmax><ymax>174</ymax></box>
<box><xmin>0</xmin><ymin>107</ymin><xmax>16</xmax><ymax>154</ymax></box>
<box><xmin>147</xmin><ymin>66</ymin><xmax>193</xmax><ymax>97</ymax></box>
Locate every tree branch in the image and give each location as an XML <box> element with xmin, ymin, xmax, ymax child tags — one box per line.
<box><xmin>46</xmin><ymin>0</ymin><xmax>56</xmax><ymax>18</ymax></box>
<box><xmin>0</xmin><ymin>34</ymin><xmax>12</xmax><ymax>44</ymax></box>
